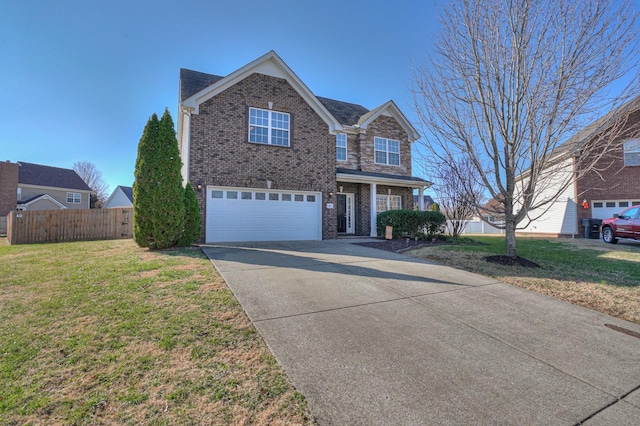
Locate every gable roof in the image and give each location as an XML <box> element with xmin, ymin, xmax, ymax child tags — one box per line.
<box><xmin>18</xmin><ymin>162</ymin><xmax>92</xmax><ymax>191</ymax></box>
<box><xmin>117</xmin><ymin>186</ymin><xmax>134</xmax><ymax>203</ymax></box>
<box><xmin>179</xmin><ymin>51</ymin><xmax>421</xmax><ymax>140</ymax></box>
<box><xmin>181</xmin><ymin>50</ymin><xmax>343</xmax><ymax>133</ymax></box>
<box><xmin>356</xmin><ymin>100</ymin><xmax>420</xmax><ymax>142</ymax></box>
<box><xmin>17</xmin><ymin>194</ymin><xmax>67</xmax><ymax>209</ymax></box>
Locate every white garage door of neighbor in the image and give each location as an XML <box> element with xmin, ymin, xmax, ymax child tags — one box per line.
<box><xmin>206</xmin><ymin>186</ymin><xmax>322</xmax><ymax>243</ymax></box>
<box><xmin>591</xmin><ymin>200</ymin><xmax>640</xmax><ymax>220</ymax></box>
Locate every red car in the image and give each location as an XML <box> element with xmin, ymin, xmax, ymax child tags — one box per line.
<box><xmin>601</xmin><ymin>205</ymin><xmax>640</xmax><ymax>244</ymax></box>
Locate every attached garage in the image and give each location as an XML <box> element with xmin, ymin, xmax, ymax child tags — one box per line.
<box><xmin>591</xmin><ymin>200</ymin><xmax>640</xmax><ymax>220</ymax></box>
<box><xmin>206</xmin><ymin>186</ymin><xmax>322</xmax><ymax>243</ymax></box>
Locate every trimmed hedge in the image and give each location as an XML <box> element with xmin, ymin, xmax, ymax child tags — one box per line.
<box><xmin>376</xmin><ymin>209</ymin><xmax>446</xmax><ymax>239</ymax></box>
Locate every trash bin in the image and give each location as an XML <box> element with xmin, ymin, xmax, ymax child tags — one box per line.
<box><xmin>582</xmin><ymin>218</ymin><xmax>602</xmax><ymax>239</ymax></box>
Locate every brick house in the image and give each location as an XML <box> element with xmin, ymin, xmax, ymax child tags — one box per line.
<box><xmin>0</xmin><ymin>161</ymin><xmax>19</xmax><ymax>218</ymax></box>
<box><xmin>16</xmin><ymin>162</ymin><xmax>92</xmax><ymax>210</ymax></box>
<box><xmin>178</xmin><ymin>51</ymin><xmax>431</xmax><ymax>243</ymax></box>
<box><xmin>518</xmin><ymin>96</ymin><xmax>640</xmax><ymax>237</ymax></box>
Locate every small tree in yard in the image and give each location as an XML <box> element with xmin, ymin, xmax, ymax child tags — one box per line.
<box><xmin>133</xmin><ymin>109</ymin><xmax>185</xmax><ymax>249</ymax></box>
<box><xmin>73</xmin><ymin>161</ymin><xmax>109</xmax><ymax>208</ymax></box>
<box><xmin>427</xmin><ymin>157</ymin><xmax>483</xmax><ymax>238</ymax></box>
<box><xmin>177</xmin><ymin>182</ymin><xmax>201</xmax><ymax>247</ymax></box>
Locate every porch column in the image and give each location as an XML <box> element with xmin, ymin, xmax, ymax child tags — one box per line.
<box><xmin>417</xmin><ymin>187</ymin><xmax>425</xmax><ymax>211</ymax></box>
<box><xmin>370</xmin><ymin>182</ymin><xmax>377</xmax><ymax>237</ymax></box>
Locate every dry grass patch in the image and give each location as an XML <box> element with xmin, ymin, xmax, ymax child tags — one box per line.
<box><xmin>0</xmin><ymin>238</ymin><xmax>313</xmax><ymax>425</ymax></box>
<box><xmin>408</xmin><ymin>236</ymin><xmax>640</xmax><ymax>324</ymax></box>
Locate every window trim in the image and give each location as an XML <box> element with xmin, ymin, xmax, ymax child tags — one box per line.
<box><xmin>248</xmin><ymin>107</ymin><xmax>291</xmax><ymax>147</ymax></box>
<box><xmin>336</xmin><ymin>133</ymin><xmax>347</xmax><ymax>162</ymax></box>
<box><xmin>66</xmin><ymin>192</ymin><xmax>81</xmax><ymax>204</ymax></box>
<box><xmin>374</xmin><ymin>137</ymin><xmax>400</xmax><ymax>166</ymax></box>
<box><xmin>623</xmin><ymin>138</ymin><xmax>640</xmax><ymax>166</ymax></box>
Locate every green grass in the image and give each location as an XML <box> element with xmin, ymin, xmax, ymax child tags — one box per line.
<box><xmin>409</xmin><ymin>236</ymin><xmax>640</xmax><ymax>323</ymax></box>
<box><xmin>0</xmin><ymin>239</ymin><xmax>313</xmax><ymax>425</ymax></box>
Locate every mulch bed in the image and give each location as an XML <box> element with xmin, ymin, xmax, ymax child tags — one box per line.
<box><xmin>354</xmin><ymin>239</ymin><xmax>446</xmax><ymax>253</ymax></box>
<box><xmin>356</xmin><ymin>239</ymin><xmax>541</xmax><ymax>268</ymax></box>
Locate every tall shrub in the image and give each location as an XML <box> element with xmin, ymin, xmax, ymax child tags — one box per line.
<box><xmin>177</xmin><ymin>182</ymin><xmax>201</xmax><ymax>247</ymax></box>
<box><xmin>376</xmin><ymin>210</ymin><xmax>446</xmax><ymax>239</ymax></box>
<box><xmin>133</xmin><ymin>109</ymin><xmax>185</xmax><ymax>249</ymax></box>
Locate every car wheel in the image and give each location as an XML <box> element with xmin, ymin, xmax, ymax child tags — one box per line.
<box><xmin>602</xmin><ymin>226</ymin><xmax>618</xmax><ymax>244</ymax></box>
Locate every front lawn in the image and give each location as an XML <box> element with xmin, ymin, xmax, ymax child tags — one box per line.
<box><xmin>408</xmin><ymin>236</ymin><xmax>640</xmax><ymax>324</ymax></box>
<box><xmin>0</xmin><ymin>239</ymin><xmax>312</xmax><ymax>425</ymax></box>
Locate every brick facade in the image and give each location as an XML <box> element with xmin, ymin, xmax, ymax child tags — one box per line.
<box><xmin>188</xmin><ymin>73</ymin><xmax>337</xmax><ymax>241</ymax></box>
<box><xmin>0</xmin><ymin>161</ymin><xmax>19</xmax><ymax>216</ymax></box>
<box><xmin>337</xmin><ymin>116</ymin><xmax>411</xmax><ymax>176</ymax></box>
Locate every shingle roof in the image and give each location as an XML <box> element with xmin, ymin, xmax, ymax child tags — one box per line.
<box><xmin>180</xmin><ymin>68</ymin><xmax>224</xmax><ymax>101</ymax></box>
<box><xmin>118</xmin><ymin>186</ymin><xmax>134</xmax><ymax>203</ymax></box>
<box><xmin>316</xmin><ymin>97</ymin><xmax>369</xmax><ymax>126</ymax></box>
<box><xmin>18</xmin><ymin>162</ymin><xmax>92</xmax><ymax>191</ymax></box>
<box><xmin>179</xmin><ymin>68</ymin><xmax>370</xmax><ymax>125</ymax></box>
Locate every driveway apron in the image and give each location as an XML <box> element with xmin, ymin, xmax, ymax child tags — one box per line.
<box><xmin>202</xmin><ymin>240</ymin><xmax>640</xmax><ymax>425</ymax></box>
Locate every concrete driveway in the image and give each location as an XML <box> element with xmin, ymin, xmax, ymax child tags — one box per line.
<box><xmin>202</xmin><ymin>240</ymin><xmax>640</xmax><ymax>425</ymax></box>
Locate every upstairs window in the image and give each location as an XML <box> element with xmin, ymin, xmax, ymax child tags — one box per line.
<box><xmin>624</xmin><ymin>139</ymin><xmax>640</xmax><ymax>166</ymax></box>
<box><xmin>17</xmin><ymin>187</ymin><xmax>21</xmax><ymax>201</ymax></box>
<box><xmin>67</xmin><ymin>192</ymin><xmax>81</xmax><ymax>204</ymax></box>
<box><xmin>374</xmin><ymin>137</ymin><xmax>400</xmax><ymax>166</ymax></box>
<box><xmin>336</xmin><ymin>133</ymin><xmax>347</xmax><ymax>161</ymax></box>
<box><xmin>249</xmin><ymin>107</ymin><xmax>290</xmax><ymax>147</ymax></box>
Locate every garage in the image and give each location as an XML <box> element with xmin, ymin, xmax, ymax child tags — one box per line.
<box><xmin>206</xmin><ymin>186</ymin><xmax>322</xmax><ymax>243</ymax></box>
<box><xmin>591</xmin><ymin>200</ymin><xmax>640</xmax><ymax>220</ymax></box>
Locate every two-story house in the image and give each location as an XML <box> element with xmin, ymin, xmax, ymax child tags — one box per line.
<box><xmin>178</xmin><ymin>51</ymin><xmax>431</xmax><ymax>243</ymax></box>
<box><xmin>17</xmin><ymin>162</ymin><xmax>92</xmax><ymax>210</ymax></box>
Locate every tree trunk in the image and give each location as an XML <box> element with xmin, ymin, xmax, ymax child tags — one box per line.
<box><xmin>505</xmin><ymin>218</ymin><xmax>517</xmax><ymax>259</ymax></box>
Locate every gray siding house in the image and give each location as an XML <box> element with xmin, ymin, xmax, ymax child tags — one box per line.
<box><xmin>17</xmin><ymin>162</ymin><xmax>92</xmax><ymax>210</ymax></box>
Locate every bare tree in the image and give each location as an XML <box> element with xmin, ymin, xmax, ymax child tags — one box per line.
<box><xmin>413</xmin><ymin>0</ymin><xmax>639</xmax><ymax>258</ymax></box>
<box><xmin>425</xmin><ymin>157</ymin><xmax>483</xmax><ymax>237</ymax></box>
<box><xmin>73</xmin><ymin>161</ymin><xmax>109</xmax><ymax>208</ymax></box>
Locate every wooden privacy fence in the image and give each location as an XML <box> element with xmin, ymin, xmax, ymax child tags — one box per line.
<box><xmin>7</xmin><ymin>208</ymin><xmax>133</xmax><ymax>245</ymax></box>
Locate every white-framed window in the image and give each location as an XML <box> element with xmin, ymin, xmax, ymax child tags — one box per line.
<box><xmin>624</xmin><ymin>139</ymin><xmax>640</xmax><ymax>166</ymax></box>
<box><xmin>17</xmin><ymin>187</ymin><xmax>21</xmax><ymax>201</ymax></box>
<box><xmin>249</xmin><ymin>107</ymin><xmax>290</xmax><ymax>147</ymax></box>
<box><xmin>374</xmin><ymin>137</ymin><xmax>400</xmax><ymax>166</ymax></box>
<box><xmin>376</xmin><ymin>195</ymin><xmax>401</xmax><ymax>212</ymax></box>
<box><xmin>336</xmin><ymin>133</ymin><xmax>347</xmax><ymax>161</ymax></box>
<box><xmin>66</xmin><ymin>192</ymin><xmax>81</xmax><ymax>204</ymax></box>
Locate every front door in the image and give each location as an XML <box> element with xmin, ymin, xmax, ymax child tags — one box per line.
<box><xmin>337</xmin><ymin>193</ymin><xmax>354</xmax><ymax>234</ymax></box>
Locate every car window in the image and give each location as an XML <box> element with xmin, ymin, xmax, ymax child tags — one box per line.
<box><xmin>621</xmin><ymin>207</ymin><xmax>640</xmax><ymax>220</ymax></box>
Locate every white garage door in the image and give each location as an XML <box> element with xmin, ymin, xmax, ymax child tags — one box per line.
<box><xmin>206</xmin><ymin>186</ymin><xmax>322</xmax><ymax>243</ymax></box>
<box><xmin>591</xmin><ymin>200</ymin><xmax>640</xmax><ymax>220</ymax></box>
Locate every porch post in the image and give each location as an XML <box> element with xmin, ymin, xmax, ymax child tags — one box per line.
<box><xmin>370</xmin><ymin>182</ymin><xmax>377</xmax><ymax>237</ymax></box>
<box><xmin>418</xmin><ymin>187</ymin><xmax>425</xmax><ymax>211</ymax></box>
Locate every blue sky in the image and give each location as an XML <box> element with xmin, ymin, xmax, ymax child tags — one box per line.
<box><xmin>1</xmin><ymin>0</ymin><xmax>439</xmax><ymax>193</ymax></box>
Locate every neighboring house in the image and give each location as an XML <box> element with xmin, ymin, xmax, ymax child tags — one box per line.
<box><xmin>17</xmin><ymin>162</ymin><xmax>92</xmax><ymax>210</ymax></box>
<box><xmin>413</xmin><ymin>195</ymin><xmax>435</xmax><ymax>211</ymax></box>
<box><xmin>178</xmin><ymin>51</ymin><xmax>431</xmax><ymax>243</ymax></box>
<box><xmin>519</xmin><ymin>96</ymin><xmax>640</xmax><ymax>237</ymax></box>
<box><xmin>104</xmin><ymin>185</ymin><xmax>133</xmax><ymax>208</ymax></box>
<box><xmin>0</xmin><ymin>161</ymin><xmax>19</xmax><ymax>217</ymax></box>
<box><xmin>478</xmin><ymin>197</ymin><xmax>505</xmax><ymax>223</ymax></box>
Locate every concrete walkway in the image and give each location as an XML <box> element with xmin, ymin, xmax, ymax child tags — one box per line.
<box><xmin>202</xmin><ymin>240</ymin><xmax>640</xmax><ymax>425</ymax></box>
